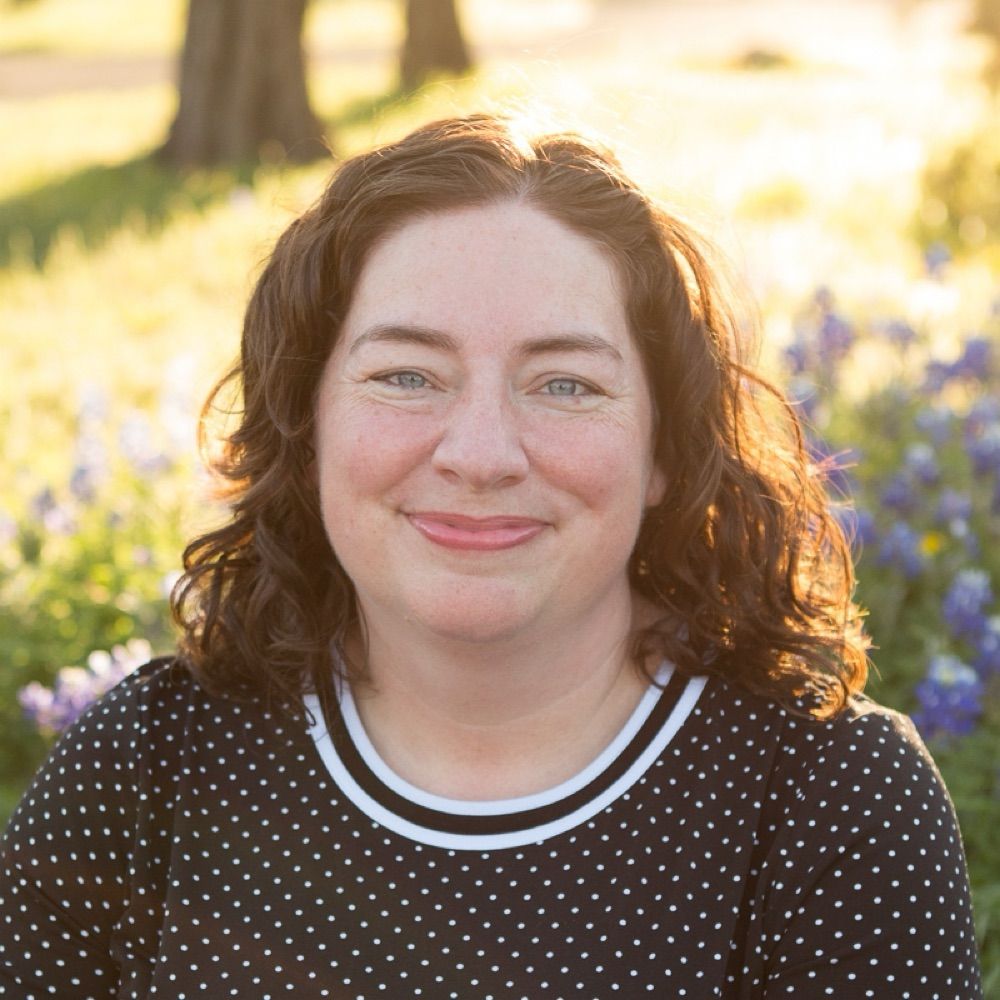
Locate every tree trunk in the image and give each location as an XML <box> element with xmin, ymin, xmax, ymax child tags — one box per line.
<box><xmin>161</xmin><ymin>0</ymin><xmax>326</xmax><ymax>168</ymax></box>
<box><xmin>400</xmin><ymin>0</ymin><xmax>472</xmax><ymax>91</ymax></box>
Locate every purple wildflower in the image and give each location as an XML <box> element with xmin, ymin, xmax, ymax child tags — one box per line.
<box><xmin>912</xmin><ymin>654</ymin><xmax>984</xmax><ymax>740</ymax></box>
<box><xmin>965</xmin><ymin>421</ymin><xmax>1000</xmax><ymax>476</ymax></box>
<box><xmin>903</xmin><ymin>442</ymin><xmax>939</xmax><ymax>486</ymax></box>
<box><xmin>974</xmin><ymin>618</ymin><xmax>1000</xmax><ymax>678</ymax></box>
<box><xmin>876</xmin><ymin>522</ymin><xmax>924</xmax><ymax>578</ymax></box>
<box><xmin>69</xmin><ymin>464</ymin><xmax>99</xmax><ymax>504</ymax></box>
<box><xmin>783</xmin><ymin>338</ymin><xmax>811</xmax><ymax>376</ymax></box>
<box><xmin>951</xmin><ymin>336</ymin><xmax>993</xmax><ymax>381</ymax></box>
<box><xmin>880</xmin><ymin>473</ymin><xmax>918</xmax><ymax>515</ymax></box>
<box><xmin>832</xmin><ymin>506</ymin><xmax>877</xmax><ymax>549</ymax></box>
<box><xmin>915</xmin><ymin>405</ymin><xmax>954</xmax><ymax>446</ymax></box>
<box><xmin>935</xmin><ymin>488</ymin><xmax>972</xmax><ymax>526</ymax></box>
<box><xmin>817</xmin><ymin>311</ymin><xmax>855</xmax><ymax>366</ymax></box>
<box><xmin>19</xmin><ymin>639</ymin><xmax>150</xmax><ymax>736</ymax></box>
<box><xmin>923</xmin><ymin>242</ymin><xmax>951</xmax><ymax>277</ymax></box>
<box><xmin>941</xmin><ymin>569</ymin><xmax>993</xmax><ymax>643</ymax></box>
<box><xmin>923</xmin><ymin>359</ymin><xmax>954</xmax><ymax>393</ymax></box>
<box><xmin>813</xmin><ymin>286</ymin><xmax>835</xmax><ymax>312</ymax></box>
<box><xmin>787</xmin><ymin>375</ymin><xmax>819</xmax><ymax>422</ymax></box>
<box><xmin>28</xmin><ymin>487</ymin><xmax>57</xmax><ymax>521</ymax></box>
<box><xmin>965</xmin><ymin>396</ymin><xmax>1000</xmax><ymax>435</ymax></box>
<box><xmin>879</xmin><ymin>318</ymin><xmax>918</xmax><ymax>350</ymax></box>
<box><xmin>853</xmin><ymin>508</ymin><xmax>878</xmax><ymax>545</ymax></box>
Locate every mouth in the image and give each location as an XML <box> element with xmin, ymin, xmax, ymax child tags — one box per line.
<box><xmin>406</xmin><ymin>512</ymin><xmax>548</xmax><ymax>551</ymax></box>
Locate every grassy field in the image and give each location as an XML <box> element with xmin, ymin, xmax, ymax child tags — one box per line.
<box><xmin>2</xmin><ymin>0</ymin><xmax>998</xmax><ymax>989</ymax></box>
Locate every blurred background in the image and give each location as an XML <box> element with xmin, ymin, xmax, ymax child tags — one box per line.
<box><xmin>2</xmin><ymin>0</ymin><xmax>999</xmax><ymax>987</ymax></box>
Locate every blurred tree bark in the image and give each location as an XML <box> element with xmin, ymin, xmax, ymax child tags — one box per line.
<box><xmin>400</xmin><ymin>0</ymin><xmax>472</xmax><ymax>90</ymax></box>
<box><xmin>160</xmin><ymin>0</ymin><xmax>326</xmax><ymax>168</ymax></box>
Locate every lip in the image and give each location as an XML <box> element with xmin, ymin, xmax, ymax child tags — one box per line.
<box><xmin>406</xmin><ymin>512</ymin><xmax>548</xmax><ymax>551</ymax></box>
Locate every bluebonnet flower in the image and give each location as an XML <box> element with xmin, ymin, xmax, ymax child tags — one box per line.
<box><xmin>965</xmin><ymin>421</ymin><xmax>1000</xmax><ymax>476</ymax></box>
<box><xmin>29</xmin><ymin>487</ymin><xmax>57</xmax><ymax>521</ymax></box>
<box><xmin>935</xmin><ymin>488</ymin><xmax>972</xmax><ymax>526</ymax></box>
<box><xmin>876</xmin><ymin>522</ymin><xmax>924</xmax><ymax>578</ymax></box>
<box><xmin>817</xmin><ymin>311</ymin><xmax>855</xmax><ymax>366</ymax></box>
<box><xmin>934</xmin><ymin>487</ymin><xmax>976</xmax><ymax>550</ymax></box>
<box><xmin>853</xmin><ymin>508</ymin><xmax>878</xmax><ymax>546</ymax></box>
<box><xmin>912</xmin><ymin>654</ymin><xmax>984</xmax><ymax>740</ymax></box>
<box><xmin>832</xmin><ymin>506</ymin><xmax>876</xmax><ymax>549</ymax></box>
<box><xmin>812</xmin><ymin>285</ymin><xmax>835</xmax><ymax>312</ymax></box>
<box><xmin>903</xmin><ymin>442</ymin><xmax>939</xmax><ymax>485</ymax></box>
<box><xmin>915</xmin><ymin>405</ymin><xmax>954</xmax><ymax>446</ymax></box>
<box><xmin>787</xmin><ymin>375</ymin><xmax>819</xmax><ymax>423</ymax></box>
<box><xmin>923</xmin><ymin>242</ymin><xmax>951</xmax><ymax>277</ymax></box>
<box><xmin>952</xmin><ymin>336</ymin><xmax>993</xmax><ymax>381</ymax></box>
<box><xmin>783</xmin><ymin>338</ymin><xmax>811</xmax><ymax>376</ymax></box>
<box><xmin>941</xmin><ymin>569</ymin><xmax>993</xmax><ymax>643</ymax></box>
<box><xmin>923</xmin><ymin>359</ymin><xmax>953</xmax><ymax>393</ymax></box>
<box><xmin>69</xmin><ymin>426</ymin><xmax>108</xmax><ymax>504</ymax></box>
<box><xmin>974</xmin><ymin>618</ymin><xmax>1000</xmax><ymax>678</ymax></box>
<box><xmin>965</xmin><ymin>395</ymin><xmax>1000</xmax><ymax>435</ymax></box>
<box><xmin>880</xmin><ymin>318</ymin><xmax>918</xmax><ymax>350</ymax></box>
<box><xmin>880</xmin><ymin>473</ymin><xmax>918</xmax><ymax>515</ymax></box>
<box><xmin>19</xmin><ymin>639</ymin><xmax>150</xmax><ymax>736</ymax></box>
<box><xmin>807</xmin><ymin>438</ymin><xmax>858</xmax><ymax>498</ymax></box>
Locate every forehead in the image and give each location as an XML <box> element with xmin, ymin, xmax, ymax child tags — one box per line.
<box><xmin>338</xmin><ymin>202</ymin><xmax>633</xmax><ymax>356</ymax></box>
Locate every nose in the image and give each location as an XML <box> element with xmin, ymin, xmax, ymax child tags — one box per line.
<box><xmin>431</xmin><ymin>387</ymin><xmax>530</xmax><ymax>490</ymax></box>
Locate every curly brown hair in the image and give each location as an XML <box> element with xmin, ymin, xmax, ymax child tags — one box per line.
<box><xmin>172</xmin><ymin>113</ymin><xmax>869</xmax><ymax>719</ymax></box>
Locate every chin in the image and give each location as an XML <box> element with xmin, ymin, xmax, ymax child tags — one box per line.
<box><xmin>407</xmin><ymin>589</ymin><xmax>541</xmax><ymax>647</ymax></box>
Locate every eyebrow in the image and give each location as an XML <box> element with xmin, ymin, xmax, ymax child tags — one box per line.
<box><xmin>348</xmin><ymin>324</ymin><xmax>624</xmax><ymax>363</ymax></box>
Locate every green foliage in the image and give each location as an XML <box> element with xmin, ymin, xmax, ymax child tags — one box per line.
<box><xmin>0</xmin><ymin>453</ymin><xmax>192</xmax><ymax>790</ymax></box>
<box><xmin>916</xmin><ymin>116</ymin><xmax>1000</xmax><ymax>259</ymax></box>
<box><xmin>0</xmin><ymin>156</ymin><xmax>255</xmax><ymax>269</ymax></box>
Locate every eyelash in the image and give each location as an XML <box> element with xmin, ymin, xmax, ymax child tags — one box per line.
<box><xmin>541</xmin><ymin>377</ymin><xmax>596</xmax><ymax>397</ymax></box>
<box><xmin>375</xmin><ymin>370</ymin><xmax>430</xmax><ymax>390</ymax></box>
<box><xmin>370</xmin><ymin>371</ymin><xmax>601</xmax><ymax>397</ymax></box>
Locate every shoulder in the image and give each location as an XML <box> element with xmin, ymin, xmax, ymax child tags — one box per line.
<box><xmin>690</xmin><ymin>674</ymin><xmax>958</xmax><ymax>831</ymax></box>
<box><xmin>698</xmin><ymin>673</ymin><xmax>937</xmax><ymax>777</ymax></box>
<box><xmin>26</xmin><ymin>655</ymin><xmax>287</xmax><ymax>793</ymax></box>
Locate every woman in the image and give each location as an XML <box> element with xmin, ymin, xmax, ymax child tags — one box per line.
<box><xmin>0</xmin><ymin>115</ymin><xmax>983</xmax><ymax>997</ymax></box>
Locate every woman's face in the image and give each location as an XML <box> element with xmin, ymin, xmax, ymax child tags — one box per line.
<box><xmin>315</xmin><ymin>202</ymin><xmax>665</xmax><ymax>648</ymax></box>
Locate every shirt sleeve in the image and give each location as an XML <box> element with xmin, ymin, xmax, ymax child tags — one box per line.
<box><xmin>0</xmin><ymin>667</ymin><xmax>154</xmax><ymax>998</ymax></box>
<box><xmin>755</xmin><ymin>704</ymin><xmax>983</xmax><ymax>999</ymax></box>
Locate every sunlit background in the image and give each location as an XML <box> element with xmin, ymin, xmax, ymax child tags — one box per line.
<box><xmin>2</xmin><ymin>0</ymin><xmax>999</xmax><ymax>986</ymax></box>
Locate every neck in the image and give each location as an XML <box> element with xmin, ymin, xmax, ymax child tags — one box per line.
<box><xmin>347</xmin><ymin>593</ymin><xmax>658</xmax><ymax>800</ymax></box>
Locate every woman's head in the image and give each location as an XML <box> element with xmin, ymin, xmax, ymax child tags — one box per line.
<box><xmin>174</xmin><ymin>113</ymin><xmax>867</xmax><ymax>715</ymax></box>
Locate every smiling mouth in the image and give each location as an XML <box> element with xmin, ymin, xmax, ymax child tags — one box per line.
<box><xmin>406</xmin><ymin>513</ymin><xmax>548</xmax><ymax>551</ymax></box>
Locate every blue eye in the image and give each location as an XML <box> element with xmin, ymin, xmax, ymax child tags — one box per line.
<box><xmin>381</xmin><ymin>371</ymin><xmax>428</xmax><ymax>390</ymax></box>
<box><xmin>544</xmin><ymin>378</ymin><xmax>589</xmax><ymax>396</ymax></box>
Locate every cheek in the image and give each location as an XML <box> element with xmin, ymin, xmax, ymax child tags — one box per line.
<box><xmin>316</xmin><ymin>404</ymin><xmax>433</xmax><ymax>504</ymax></box>
<box><xmin>527</xmin><ymin>419</ymin><xmax>656</xmax><ymax>511</ymax></box>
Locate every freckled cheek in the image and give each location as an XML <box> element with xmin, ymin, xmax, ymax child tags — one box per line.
<box><xmin>527</xmin><ymin>423</ymin><xmax>653</xmax><ymax>510</ymax></box>
<box><xmin>319</xmin><ymin>408</ymin><xmax>438</xmax><ymax>499</ymax></box>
